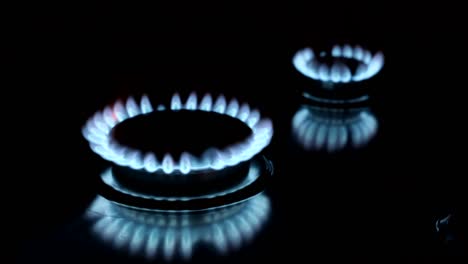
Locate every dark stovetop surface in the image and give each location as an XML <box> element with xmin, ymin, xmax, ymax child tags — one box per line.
<box><xmin>16</xmin><ymin>4</ymin><xmax>467</xmax><ymax>262</ymax></box>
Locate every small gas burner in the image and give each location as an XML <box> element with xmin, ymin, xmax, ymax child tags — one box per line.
<box><xmin>293</xmin><ymin>44</ymin><xmax>384</xmax><ymax>104</ymax></box>
<box><xmin>292</xmin><ymin>105</ymin><xmax>378</xmax><ymax>152</ymax></box>
<box><xmin>293</xmin><ymin>44</ymin><xmax>384</xmax><ymax>85</ymax></box>
<box><xmin>85</xmin><ymin>193</ymin><xmax>271</xmax><ymax>260</ymax></box>
<box><xmin>291</xmin><ymin>44</ymin><xmax>382</xmax><ymax>151</ymax></box>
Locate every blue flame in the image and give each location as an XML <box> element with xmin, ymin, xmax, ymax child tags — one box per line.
<box><xmin>332</xmin><ymin>45</ymin><xmax>341</xmax><ymax>57</ymax></box>
<box><xmin>293</xmin><ymin>45</ymin><xmax>384</xmax><ymax>84</ymax></box>
<box><xmin>292</xmin><ymin>106</ymin><xmax>378</xmax><ymax>152</ymax></box>
<box><xmin>85</xmin><ymin>193</ymin><xmax>270</xmax><ymax>260</ymax></box>
<box><xmin>199</xmin><ymin>93</ymin><xmax>213</xmax><ymax>111</ymax></box>
<box><xmin>343</xmin><ymin>44</ymin><xmax>353</xmax><ymax>58</ymax></box>
<box><xmin>213</xmin><ymin>95</ymin><xmax>227</xmax><ymax>114</ymax></box>
<box><xmin>140</xmin><ymin>95</ymin><xmax>153</xmax><ymax>114</ymax></box>
<box><xmin>113</xmin><ymin>100</ymin><xmax>128</xmax><ymax>122</ymax></box>
<box><xmin>126</xmin><ymin>97</ymin><xmax>140</xmax><ymax>117</ymax></box>
<box><xmin>170</xmin><ymin>94</ymin><xmax>182</xmax><ymax>110</ymax></box>
<box><xmin>353</xmin><ymin>45</ymin><xmax>364</xmax><ymax>61</ymax></box>
<box><xmin>319</xmin><ymin>64</ymin><xmax>330</xmax><ymax>82</ymax></box>
<box><xmin>185</xmin><ymin>92</ymin><xmax>198</xmax><ymax>110</ymax></box>
<box><xmin>83</xmin><ymin>93</ymin><xmax>273</xmax><ymax>174</ymax></box>
<box><xmin>226</xmin><ymin>98</ymin><xmax>239</xmax><ymax>117</ymax></box>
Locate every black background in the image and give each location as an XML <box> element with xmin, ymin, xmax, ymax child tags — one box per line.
<box><xmin>15</xmin><ymin>2</ymin><xmax>466</xmax><ymax>262</ymax></box>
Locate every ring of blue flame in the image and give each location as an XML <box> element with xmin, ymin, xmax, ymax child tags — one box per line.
<box><xmin>293</xmin><ymin>44</ymin><xmax>384</xmax><ymax>83</ymax></box>
<box><xmin>292</xmin><ymin>106</ymin><xmax>378</xmax><ymax>152</ymax></box>
<box><xmin>82</xmin><ymin>92</ymin><xmax>273</xmax><ymax>174</ymax></box>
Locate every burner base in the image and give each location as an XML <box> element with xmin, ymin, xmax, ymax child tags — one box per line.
<box><xmin>98</xmin><ymin>155</ymin><xmax>273</xmax><ymax>212</ymax></box>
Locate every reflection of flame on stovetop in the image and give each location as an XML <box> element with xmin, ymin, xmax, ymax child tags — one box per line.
<box><xmin>292</xmin><ymin>105</ymin><xmax>378</xmax><ymax>152</ymax></box>
<box><xmin>85</xmin><ymin>194</ymin><xmax>270</xmax><ymax>260</ymax></box>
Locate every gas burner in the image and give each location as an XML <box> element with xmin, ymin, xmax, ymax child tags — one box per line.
<box><xmin>293</xmin><ymin>44</ymin><xmax>384</xmax><ymax>85</ymax></box>
<box><xmin>82</xmin><ymin>92</ymin><xmax>273</xmax><ymax>175</ymax></box>
<box><xmin>85</xmin><ymin>193</ymin><xmax>270</xmax><ymax>260</ymax></box>
<box><xmin>291</xmin><ymin>43</ymin><xmax>382</xmax><ymax>151</ymax></box>
<box><xmin>82</xmin><ymin>91</ymin><xmax>274</xmax><ymax>259</ymax></box>
<box><xmin>292</xmin><ymin>105</ymin><xmax>378</xmax><ymax>152</ymax></box>
<box><xmin>82</xmin><ymin>91</ymin><xmax>274</xmax><ymax>212</ymax></box>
